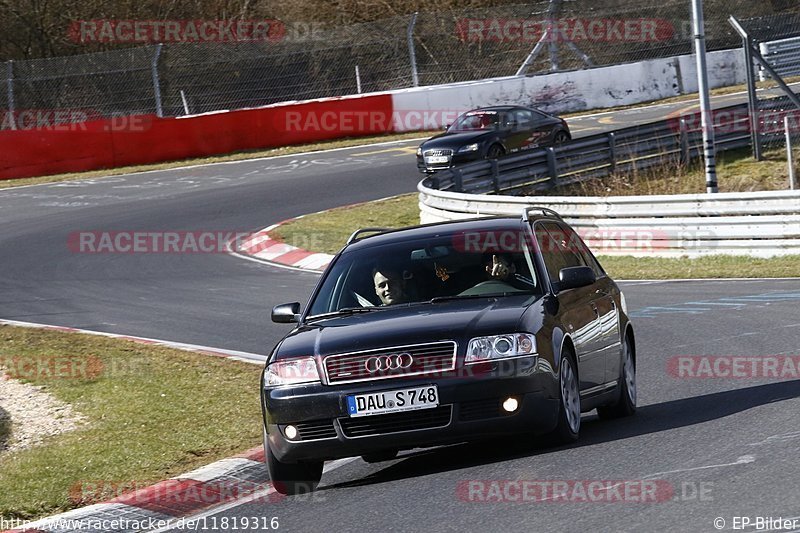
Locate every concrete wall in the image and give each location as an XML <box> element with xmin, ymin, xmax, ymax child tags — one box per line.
<box><xmin>392</xmin><ymin>49</ymin><xmax>747</xmax><ymax>131</ymax></box>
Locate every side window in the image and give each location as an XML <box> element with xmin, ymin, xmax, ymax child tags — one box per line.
<box><xmin>534</xmin><ymin>221</ymin><xmax>584</xmax><ymax>284</ymax></box>
<box><xmin>513</xmin><ymin>109</ymin><xmax>534</xmax><ymax>129</ymax></box>
<box><xmin>555</xmin><ymin>223</ymin><xmax>606</xmax><ymax>279</ymax></box>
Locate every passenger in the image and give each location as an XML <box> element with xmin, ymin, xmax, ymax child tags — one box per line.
<box><xmin>372</xmin><ymin>266</ymin><xmax>408</xmax><ymax>305</ymax></box>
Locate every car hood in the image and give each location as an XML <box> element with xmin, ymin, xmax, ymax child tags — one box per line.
<box><xmin>421</xmin><ymin>131</ymin><xmax>495</xmax><ymax>150</ymax></box>
<box><xmin>274</xmin><ymin>295</ymin><xmax>544</xmax><ymax>360</ymax></box>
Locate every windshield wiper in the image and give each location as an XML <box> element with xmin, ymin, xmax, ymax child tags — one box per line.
<box><xmin>429</xmin><ymin>292</ymin><xmax>527</xmax><ymax>303</ymax></box>
<box><xmin>305</xmin><ymin>307</ymin><xmax>382</xmax><ymax>321</ymax></box>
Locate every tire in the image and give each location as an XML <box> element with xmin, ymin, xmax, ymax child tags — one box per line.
<box><xmin>486</xmin><ymin>144</ymin><xmax>505</xmax><ymax>159</ymax></box>
<box><xmin>264</xmin><ymin>429</ymin><xmax>323</xmax><ymax>495</ymax></box>
<box><xmin>547</xmin><ymin>350</ymin><xmax>580</xmax><ymax>445</ymax></box>
<box><xmin>554</xmin><ymin>131</ymin><xmax>570</xmax><ymax>145</ymax></box>
<box><xmin>361</xmin><ymin>450</ymin><xmax>399</xmax><ymax>463</ymax></box>
<box><xmin>597</xmin><ymin>334</ymin><xmax>637</xmax><ymax>419</ymax></box>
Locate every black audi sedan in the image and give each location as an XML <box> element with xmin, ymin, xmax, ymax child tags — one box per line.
<box><xmin>416</xmin><ymin>105</ymin><xmax>571</xmax><ymax>174</ymax></box>
<box><xmin>262</xmin><ymin>208</ymin><xmax>635</xmax><ymax>494</ymax></box>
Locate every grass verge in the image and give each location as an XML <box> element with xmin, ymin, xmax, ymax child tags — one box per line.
<box><xmin>546</xmin><ymin>147</ymin><xmax>799</xmax><ymax>196</ymax></box>
<box><xmin>270</xmin><ymin>193</ymin><xmax>800</xmax><ymax>279</ymax></box>
<box><xmin>0</xmin><ymin>326</ymin><xmax>263</xmax><ymax>520</ymax></box>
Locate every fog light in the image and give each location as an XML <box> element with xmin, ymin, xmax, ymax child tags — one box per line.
<box><xmin>284</xmin><ymin>425</ymin><xmax>299</xmax><ymax>440</ymax></box>
<box><xmin>502</xmin><ymin>397</ymin><xmax>519</xmax><ymax>413</ymax></box>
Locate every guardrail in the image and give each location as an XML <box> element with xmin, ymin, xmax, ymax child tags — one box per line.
<box><xmin>423</xmin><ymin>97</ymin><xmax>795</xmax><ymax>195</ymax></box>
<box><xmin>418</xmin><ymin>185</ymin><xmax>800</xmax><ymax>257</ymax></box>
<box><xmin>759</xmin><ymin>37</ymin><xmax>800</xmax><ymax>81</ymax></box>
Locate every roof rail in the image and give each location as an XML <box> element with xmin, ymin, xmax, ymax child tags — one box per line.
<box><xmin>346</xmin><ymin>227</ymin><xmax>394</xmax><ymax>245</ymax></box>
<box><xmin>522</xmin><ymin>206</ymin><xmax>563</xmax><ymax>221</ymax></box>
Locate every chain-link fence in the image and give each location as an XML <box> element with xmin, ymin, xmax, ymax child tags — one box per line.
<box><xmin>2</xmin><ymin>0</ymin><xmax>800</xmax><ymax>127</ymax></box>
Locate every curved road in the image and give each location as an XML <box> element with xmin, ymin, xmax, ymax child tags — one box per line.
<box><xmin>1</xmin><ymin>92</ymin><xmax>799</xmax><ymax>532</ymax></box>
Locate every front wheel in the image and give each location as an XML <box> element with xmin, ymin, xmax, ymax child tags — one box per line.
<box><xmin>546</xmin><ymin>351</ymin><xmax>580</xmax><ymax>445</ymax></box>
<box><xmin>597</xmin><ymin>334</ymin><xmax>637</xmax><ymax>419</ymax></box>
<box><xmin>554</xmin><ymin>131</ymin><xmax>570</xmax><ymax>145</ymax></box>
<box><xmin>265</xmin><ymin>430</ymin><xmax>323</xmax><ymax>495</ymax></box>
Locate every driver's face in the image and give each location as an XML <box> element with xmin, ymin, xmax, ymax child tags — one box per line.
<box><xmin>373</xmin><ymin>271</ymin><xmax>404</xmax><ymax>305</ymax></box>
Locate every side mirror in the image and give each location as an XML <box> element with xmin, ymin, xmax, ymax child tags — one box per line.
<box><xmin>557</xmin><ymin>266</ymin><xmax>596</xmax><ymax>292</ymax></box>
<box><xmin>272</xmin><ymin>302</ymin><xmax>301</xmax><ymax>324</ymax></box>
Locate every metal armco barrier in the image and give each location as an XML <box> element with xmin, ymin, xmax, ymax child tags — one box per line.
<box><xmin>424</xmin><ymin>98</ymin><xmax>795</xmax><ymax>195</ymax></box>
<box><xmin>759</xmin><ymin>37</ymin><xmax>800</xmax><ymax>82</ymax></box>
<box><xmin>418</xmin><ymin>181</ymin><xmax>800</xmax><ymax>258</ymax></box>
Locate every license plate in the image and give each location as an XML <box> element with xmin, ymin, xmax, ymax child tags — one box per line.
<box><xmin>347</xmin><ymin>385</ymin><xmax>439</xmax><ymax>417</ymax></box>
<box><xmin>425</xmin><ymin>156</ymin><xmax>449</xmax><ymax>164</ymax></box>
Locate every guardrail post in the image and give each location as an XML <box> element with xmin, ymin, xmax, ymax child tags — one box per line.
<box><xmin>679</xmin><ymin>119</ymin><xmax>690</xmax><ymax>165</ymax></box>
<box><xmin>545</xmin><ymin>147</ymin><xmax>558</xmax><ymax>187</ymax></box>
<box><xmin>607</xmin><ymin>132</ymin><xmax>616</xmax><ymax>174</ymax></box>
<box><xmin>452</xmin><ymin>168</ymin><xmax>463</xmax><ymax>192</ymax></box>
<box><xmin>787</xmin><ymin>115</ymin><xmax>797</xmax><ymax>190</ymax></box>
<box><xmin>490</xmin><ymin>159</ymin><xmax>500</xmax><ymax>193</ymax></box>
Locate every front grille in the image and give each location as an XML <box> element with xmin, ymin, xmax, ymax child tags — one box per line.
<box><xmin>423</xmin><ymin>149</ymin><xmax>453</xmax><ymax>157</ymax></box>
<box><xmin>339</xmin><ymin>405</ymin><xmax>452</xmax><ymax>437</ymax></box>
<box><xmin>284</xmin><ymin>420</ymin><xmax>337</xmax><ymax>440</ymax></box>
<box><xmin>459</xmin><ymin>399</ymin><xmax>503</xmax><ymax>421</ymax></box>
<box><xmin>324</xmin><ymin>341</ymin><xmax>456</xmax><ymax>384</ymax></box>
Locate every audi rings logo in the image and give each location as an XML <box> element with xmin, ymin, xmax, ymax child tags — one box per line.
<box><xmin>365</xmin><ymin>353</ymin><xmax>414</xmax><ymax>373</ymax></box>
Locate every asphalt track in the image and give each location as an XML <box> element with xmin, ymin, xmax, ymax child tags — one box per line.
<box><xmin>1</xmin><ymin>89</ymin><xmax>799</xmax><ymax>532</ymax></box>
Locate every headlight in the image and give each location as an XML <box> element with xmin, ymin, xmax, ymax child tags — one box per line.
<box><xmin>416</xmin><ymin>146</ymin><xmax>423</xmax><ymax>157</ymax></box>
<box><xmin>620</xmin><ymin>291</ymin><xmax>628</xmax><ymax>315</ymax></box>
<box><xmin>465</xmin><ymin>333</ymin><xmax>537</xmax><ymax>364</ymax></box>
<box><xmin>264</xmin><ymin>356</ymin><xmax>320</xmax><ymax>386</ymax></box>
<box><xmin>458</xmin><ymin>143</ymin><xmax>479</xmax><ymax>153</ymax></box>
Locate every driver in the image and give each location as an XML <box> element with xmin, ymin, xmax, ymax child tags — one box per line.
<box><xmin>485</xmin><ymin>253</ymin><xmax>516</xmax><ymax>281</ymax></box>
<box><xmin>482</xmin><ymin>253</ymin><xmax>535</xmax><ymax>289</ymax></box>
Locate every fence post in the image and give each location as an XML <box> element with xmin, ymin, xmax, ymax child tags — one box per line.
<box><xmin>679</xmin><ymin>118</ymin><xmax>690</xmax><ymax>164</ymax></box>
<box><xmin>787</xmin><ymin>115</ymin><xmax>797</xmax><ymax>190</ymax></box>
<box><xmin>490</xmin><ymin>159</ymin><xmax>500</xmax><ymax>193</ymax></box>
<box><xmin>607</xmin><ymin>132</ymin><xmax>616</xmax><ymax>174</ymax></box>
<box><xmin>355</xmin><ymin>65</ymin><xmax>362</xmax><ymax>94</ymax></box>
<box><xmin>545</xmin><ymin>147</ymin><xmax>558</xmax><ymax>187</ymax></box>
<box><xmin>407</xmin><ymin>12</ymin><xmax>419</xmax><ymax>87</ymax></box>
<box><xmin>6</xmin><ymin>60</ymin><xmax>15</xmax><ymax>130</ymax></box>
<box><xmin>151</xmin><ymin>44</ymin><xmax>164</xmax><ymax>118</ymax></box>
<box><xmin>180</xmin><ymin>90</ymin><xmax>190</xmax><ymax>115</ymax></box>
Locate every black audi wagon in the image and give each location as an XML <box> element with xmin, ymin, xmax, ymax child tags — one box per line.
<box><xmin>262</xmin><ymin>208</ymin><xmax>636</xmax><ymax>494</ymax></box>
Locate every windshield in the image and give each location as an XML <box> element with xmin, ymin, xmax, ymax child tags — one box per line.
<box><xmin>447</xmin><ymin>111</ymin><xmax>501</xmax><ymax>132</ymax></box>
<box><xmin>307</xmin><ymin>228</ymin><xmax>542</xmax><ymax>317</ymax></box>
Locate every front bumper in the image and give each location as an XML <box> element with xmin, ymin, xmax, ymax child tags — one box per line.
<box><xmin>262</xmin><ymin>357</ymin><xmax>559</xmax><ymax>462</ymax></box>
<box><xmin>416</xmin><ymin>152</ymin><xmax>482</xmax><ymax>174</ymax></box>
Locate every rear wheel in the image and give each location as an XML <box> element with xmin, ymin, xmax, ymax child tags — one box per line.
<box><xmin>486</xmin><ymin>144</ymin><xmax>505</xmax><ymax>159</ymax></box>
<box><xmin>597</xmin><ymin>334</ymin><xmax>637</xmax><ymax>419</ymax></box>
<box><xmin>546</xmin><ymin>351</ymin><xmax>580</xmax><ymax>445</ymax></box>
<box><xmin>264</xmin><ymin>429</ymin><xmax>323</xmax><ymax>495</ymax></box>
